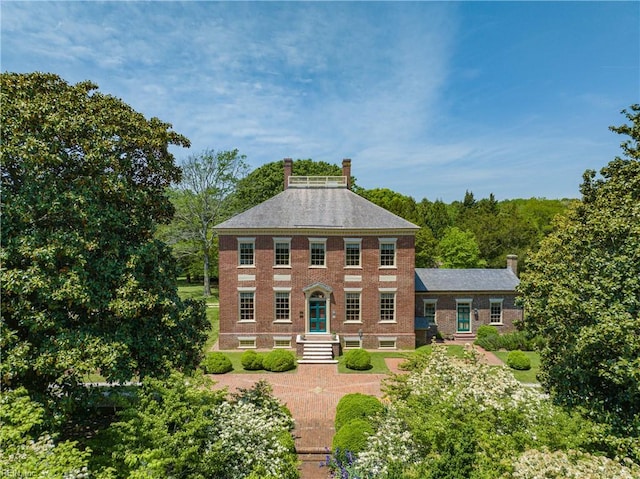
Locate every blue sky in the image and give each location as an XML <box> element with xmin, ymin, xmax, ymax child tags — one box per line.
<box><xmin>2</xmin><ymin>1</ymin><xmax>638</xmax><ymax>202</ymax></box>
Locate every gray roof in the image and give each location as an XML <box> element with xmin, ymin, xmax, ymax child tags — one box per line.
<box><xmin>415</xmin><ymin>268</ymin><xmax>519</xmax><ymax>292</ymax></box>
<box><xmin>215</xmin><ymin>187</ymin><xmax>419</xmax><ymax>232</ymax></box>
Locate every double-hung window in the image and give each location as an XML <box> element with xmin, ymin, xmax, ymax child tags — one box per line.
<box><xmin>423</xmin><ymin>299</ymin><xmax>437</xmax><ymax>325</ymax></box>
<box><xmin>274</xmin><ymin>238</ymin><xmax>291</xmax><ymax>266</ymax></box>
<box><xmin>274</xmin><ymin>290</ymin><xmax>291</xmax><ymax>322</ymax></box>
<box><xmin>345</xmin><ymin>290</ymin><xmax>361</xmax><ymax>322</ymax></box>
<box><xmin>344</xmin><ymin>239</ymin><xmax>361</xmax><ymax>267</ymax></box>
<box><xmin>238</xmin><ymin>289</ymin><xmax>255</xmax><ymax>322</ymax></box>
<box><xmin>379</xmin><ymin>290</ymin><xmax>396</xmax><ymax>322</ymax></box>
<box><xmin>490</xmin><ymin>299</ymin><xmax>503</xmax><ymax>324</ymax></box>
<box><xmin>238</xmin><ymin>238</ymin><xmax>255</xmax><ymax>266</ymax></box>
<box><xmin>379</xmin><ymin>238</ymin><xmax>397</xmax><ymax>267</ymax></box>
<box><xmin>309</xmin><ymin>238</ymin><xmax>326</xmax><ymax>267</ymax></box>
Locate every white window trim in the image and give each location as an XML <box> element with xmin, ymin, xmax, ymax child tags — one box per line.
<box><xmin>378</xmin><ymin>238</ymin><xmax>397</xmax><ymax>269</ymax></box>
<box><xmin>377</xmin><ymin>337</ymin><xmax>397</xmax><ymax>349</ymax></box>
<box><xmin>379</xmin><ymin>290</ymin><xmax>397</xmax><ymax>323</ymax></box>
<box><xmin>237</xmin><ymin>237</ymin><xmax>256</xmax><ymax>268</ymax></box>
<box><xmin>343</xmin><ymin>337</ymin><xmax>362</xmax><ymax>349</ymax></box>
<box><xmin>344</xmin><ymin>289</ymin><xmax>362</xmax><ymax>323</ymax></box>
<box><xmin>309</xmin><ymin>237</ymin><xmax>327</xmax><ymax>268</ymax></box>
<box><xmin>489</xmin><ymin>298</ymin><xmax>504</xmax><ymax>325</ymax></box>
<box><xmin>273</xmin><ymin>289</ymin><xmax>292</xmax><ymax>323</ymax></box>
<box><xmin>238</xmin><ymin>336</ymin><xmax>257</xmax><ymax>349</ymax></box>
<box><xmin>273</xmin><ymin>336</ymin><xmax>292</xmax><ymax>348</ymax></box>
<box><xmin>423</xmin><ymin>299</ymin><xmax>438</xmax><ymax>325</ymax></box>
<box><xmin>238</xmin><ymin>288</ymin><xmax>256</xmax><ymax>323</ymax></box>
<box><xmin>273</xmin><ymin>237</ymin><xmax>292</xmax><ymax>268</ymax></box>
<box><xmin>344</xmin><ymin>238</ymin><xmax>362</xmax><ymax>268</ymax></box>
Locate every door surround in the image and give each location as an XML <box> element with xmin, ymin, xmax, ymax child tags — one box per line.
<box><xmin>303</xmin><ymin>282</ymin><xmax>333</xmax><ymax>334</ymax></box>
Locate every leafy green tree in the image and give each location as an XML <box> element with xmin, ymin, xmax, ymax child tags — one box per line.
<box><xmin>359</xmin><ymin>188</ymin><xmax>421</xmax><ymax>225</ymax></box>
<box><xmin>437</xmin><ymin>227</ymin><xmax>485</xmax><ymax>268</ymax></box>
<box><xmin>231</xmin><ymin>158</ymin><xmax>349</xmax><ymax>211</ymax></box>
<box><xmin>169</xmin><ymin>149</ymin><xmax>248</xmax><ymax>296</ymax></box>
<box><xmin>519</xmin><ymin>104</ymin><xmax>640</xmax><ymax>437</ymax></box>
<box><xmin>1</xmin><ymin>72</ymin><xmax>209</xmax><ymax>403</ymax></box>
<box><xmin>418</xmin><ymin>199</ymin><xmax>452</xmax><ymax>240</ymax></box>
<box><xmin>415</xmin><ymin>226</ymin><xmax>438</xmax><ymax>268</ymax></box>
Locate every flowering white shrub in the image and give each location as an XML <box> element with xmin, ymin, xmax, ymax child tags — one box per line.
<box><xmin>206</xmin><ymin>400</ymin><xmax>297</xmax><ymax>479</ymax></box>
<box><xmin>508</xmin><ymin>448</ymin><xmax>640</xmax><ymax>479</ymax></box>
<box><xmin>352</xmin><ymin>405</ymin><xmax>417</xmax><ymax>477</ymax></box>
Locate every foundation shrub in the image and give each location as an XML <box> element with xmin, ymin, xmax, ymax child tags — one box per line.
<box><xmin>476</xmin><ymin>325</ymin><xmax>499</xmax><ymax>340</ymax></box>
<box><xmin>475</xmin><ymin>333</ymin><xmax>501</xmax><ymax>351</ymax></box>
<box><xmin>202</xmin><ymin>352</ymin><xmax>233</xmax><ymax>374</ymax></box>
<box><xmin>344</xmin><ymin>349</ymin><xmax>372</xmax><ymax>370</ymax></box>
<box><xmin>262</xmin><ymin>350</ymin><xmax>296</xmax><ymax>372</ymax></box>
<box><xmin>335</xmin><ymin>393</ymin><xmax>383</xmax><ymax>431</ymax></box>
<box><xmin>241</xmin><ymin>350</ymin><xmax>264</xmax><ymax>371</ymax></box>
<box><xmin>507</xmin><ymin>350</ymin><xmax>532</xmax><ymax>370</ymax></box>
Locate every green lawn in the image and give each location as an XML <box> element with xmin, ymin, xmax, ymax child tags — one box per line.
<box><xmin>493</xmin><ymin>350</ymin><xmax>541</xmax><ymax>384</ymax></box>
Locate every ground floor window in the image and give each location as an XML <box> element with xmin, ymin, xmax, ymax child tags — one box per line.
<box><xmin>379</xmin><ymin>292</ymin><xmax>396</xmax><ymax>322</ymax></box>
<box><xmin>344</xmin><ymin>337</ymin><xmax>362</xmax><ymax>349</ymax></box>
<box><xmin>423</xmin><ymin>299</ymin><xmax>437</xmax><ymax>325</ymax></box>
<box><xmin>274</xmin><ymin>291</ymin><xmax>290</xmax><ymax>322</ymax></box>
<box><xmin>378</xmin><ymin>337</ymin><xmax>397</xmax><ymax>349</ymax></box>
<box><xmin>490</xmin><ymin>299</ymin><xmax>503</xmax><ymax>324</ymax></box>
<box><xmin>239</xmin><ymin>291</ymin><xmax>255</xmax><ymax>322</ymax></box>
<box><xmin>273</xmin><ymin>336</ymin><xmax>292</xmax><ymax>348</ymax></box>
<box><xmin>345</xmin><ymin>291</ymin><xmax>361</xmax><ymax>322</ymax></box>
<box><xmin>238</xmin><ymin>337</ymin><xmax>256</xmax><ymax>349</ymax></box>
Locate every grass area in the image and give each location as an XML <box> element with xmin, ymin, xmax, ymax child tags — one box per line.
<box><xmin>176</xmin><ymin>279</ymin><xmax>219</xmax><ymax>352</ymax></box>
<box><xmin>337</xmin><ymin>351</ymin><xmax>407</xmax><ymax>374</ymax></box>
<box><xmin>494</xmin><ymin>350</ymin><xmax>541</xmax><ymax>384</ymax></box>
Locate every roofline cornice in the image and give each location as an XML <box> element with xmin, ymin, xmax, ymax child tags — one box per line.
<box><xmin>216</xmin><ymin>228</ymin><xmax>419</xmax><ymax>236</ymax></box>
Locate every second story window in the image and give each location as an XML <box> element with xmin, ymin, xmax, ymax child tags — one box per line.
<box><xmin>379</xmin><ymin>239</ymin><xmax>397</xmax><ymax>267</ymax></box>
<box><xmin>274</xmin><ymin>238</ymin><xmax>291</xmax><ymax>266</ymax></box>
<box><xmin>309</xmin><ymin>238</ymin><xmax>326</xmax><ymax>267</ymax></box>
<box><xmin>238</xmin><ymin>238</ymin><xmax>255</xmax><ymax>266</ymax></box>
<box><xmin>344</xmin><ymin>239</ymin><xmax>361</xmax><ymax>267</ymax></box>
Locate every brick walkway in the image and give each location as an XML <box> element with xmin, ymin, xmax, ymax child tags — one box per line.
<box><xmin>210</xmin><ymin>348</ymin><xmax>502</xmax><ymax>479</ymax></box>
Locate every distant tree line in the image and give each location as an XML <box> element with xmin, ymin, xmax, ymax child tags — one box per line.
<box><xmin>163</xmin><ymin>155</ymin><xmax>572</xmax><ymax>290</ymax></box>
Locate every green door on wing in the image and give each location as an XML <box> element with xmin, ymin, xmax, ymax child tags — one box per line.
<box><xmin>309</xmin><ymin>299</ymin><xmax>327</xmax><ymax>333</ymax></box>
<box><xmin>457</xmin><ymin>304</ymin><xmax>471</xmax><ymax>332</ymax></box>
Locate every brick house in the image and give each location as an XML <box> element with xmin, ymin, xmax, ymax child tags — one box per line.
<box><xmin>215</xmin><ymin>159</ymin><xmax>419</xmax><ymax>360</ymax></box>
<box><xmin>215</xmin><ymin>159</ymin><xmax>522</xmax><ymax>359</ymax></box>
<box><xmin>414</xmin><ymin>255</ymin><xmax>522</xmax><ymax>345</ymax></box>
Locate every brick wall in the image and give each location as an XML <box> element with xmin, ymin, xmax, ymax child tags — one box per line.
<box><xmin>218</xmin><ymin>233</ymin><xmax>416</xmax><ymax>350</ymax></box>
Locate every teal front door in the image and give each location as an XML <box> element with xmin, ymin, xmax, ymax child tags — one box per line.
<box><xmin>457</xmin><ymin>304</ymin><xmax>471</xmax><ymax>332</ymax></box>
<box><xmin>309</xmin><ymin>299</ymin><xmax>327</xmax><ymax>333</ymax></box>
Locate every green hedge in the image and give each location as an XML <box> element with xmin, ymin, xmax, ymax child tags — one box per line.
<box><xmin>344</xmin><ymin>349</ymin><xmax>372</xmax><ymax>370</ymax></box>
<box><xmin>335</xmin><ymin>393</ymin><xmax>383</xmax><ymax>431</ymax></box>
<box><xmin>475</xmin><ymin>330</ymin><xmax>541</xmax><ymax>352</ymax></box>
<box><xmin>262</xmin><ymin>349</ymin><xmax>296</xmax><ymax>372</ymax></box>
<box><xmin>241</xmin><ymin>350</ymin><xmax>264</xmax><ymax>370</ymax></box>
<box><xmin>202</xmin><ymin>352</ymin><xmax>233</xmax><ymax>374</ymax></box>
<box><xmin>332</xmin><ymin>419</ymin><xmax>374</xmax><ymax>460</ymax></box>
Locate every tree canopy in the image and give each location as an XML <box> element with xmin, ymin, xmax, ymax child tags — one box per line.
<box><xmin>1</xmin><ymin>72</ymin><xmax>209</xmax><ymax>404</ymax></box>
<box><xmin>519</xmin><ymin>104</ymin><xmax>640</xmax><ymax>437</ymax></box>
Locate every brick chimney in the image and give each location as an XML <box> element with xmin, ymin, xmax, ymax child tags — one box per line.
<box><xmin>283</xmin><ymin>158</ymin><xmax>293</xmax><ymax>189</ymax></box>
<box><xmin>342</xmin><ymin>158</ymin><xmax>351</xmax><ymax>189</ymax></box>
<box><xmin>507</xmin><ymin>254</ymin><xmax>518</xmax><ymax>277</ymax></box>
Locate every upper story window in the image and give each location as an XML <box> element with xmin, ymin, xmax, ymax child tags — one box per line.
<box><xmin>379</xmin><ymin>238</ymin><xmax>397</xmax><ymax>267</ymax></box>
<box><xmin>274</xmin><ymin>238</ymin><xmax>291</xmax><ymax>267</ymax></box>
<box><xmin>309</xmin><ymin>238</ymin><xmax>326</xmax><ymax>267</ymax></box>
<box><xmin>238</xmin><ymin>238</ymin><xmax>255</xmax><ymax>266</ymax></box>
<box><xmin>344</xmin><ymin>239</ymin><xmax>361</xmax><ymax>267</ymax></box>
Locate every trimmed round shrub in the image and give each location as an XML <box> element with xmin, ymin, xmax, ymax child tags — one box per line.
<box><xmin>344</xmin><ymin>348</ymin><xmax>372</xmax><ymax>371</ymax></box>
<box><xmin>332</xmin><ymin>419</ymin><xmax>374</xmax><ymax>459</ymax></box>
<box><xmin>202</xmin><ymin>352</ymin><xmax>233</xmax><ymax>374</ymax></box>
<box><xmin>241</xmin><ymin>350</ymin><xmax>264</xmax><ymax>371</ymax></box>
<box><xmin>476</xmin><ymin>325</ymin><xmax>499</xmax><ymax>340</ymax></box>
<box><xmin>262</xmin><ymin>349</ymin><xmax>296</xmax><ymax>372</ymax></box>
<box><xmin>335</xmin><ymin>393</ymin><xmax>383</xmax><ymax>431</ymax></box>
<box><xmin>506</xmin><ymin>350</ymin><xmax>531</xmax><ymax>370</ymax></box>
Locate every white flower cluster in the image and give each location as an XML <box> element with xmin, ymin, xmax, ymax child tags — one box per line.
<box><xmin>205</xmin><ymin>400</ymin><xmax>295</xmax><ymax>479</ymax></box>
<box><xmin>352</xmin><ymin>406</ymin><xmax>417</xmax><ymax>478</ymax></box>
<box><xmin>406</xmin><ymin>345</ymin><xmax>543</xmax><ymax>414</ymax></box>
<box><xmin>509</xmin><ymin>448</ymin><xmax>640</xmax><ymax>479</ymax></box>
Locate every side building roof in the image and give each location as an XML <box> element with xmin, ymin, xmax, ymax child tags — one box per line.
<box><xmin>215</xmin><ymin>187</ymin><xmax>420</xmax><ymax>233</ymax></box>
<box><xmin>415</xmin><ymin>267</ymin><xmax>520</xmax><ymax>292</ymax></box>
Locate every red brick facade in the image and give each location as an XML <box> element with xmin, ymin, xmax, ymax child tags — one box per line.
<box><xmin>218</xmin><ymin>233</ymin><xmax>416</xmax><ymax>350</ymax></box>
